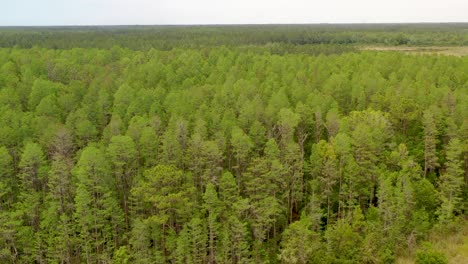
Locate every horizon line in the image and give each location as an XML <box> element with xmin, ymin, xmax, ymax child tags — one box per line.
<box><xmin>1</xmin><ymin>21</ymin><xmax>468</xmax><ymax>27</ymax></box>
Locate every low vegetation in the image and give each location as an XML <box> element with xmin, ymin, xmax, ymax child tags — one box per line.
<box><xmin>397</xmin><ymin>219</ymin><xmax>468</xmax><ymax>264</ymax></box>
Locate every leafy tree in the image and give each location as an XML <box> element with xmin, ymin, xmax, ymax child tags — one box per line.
<box><xmin>12</xmin><ymin>142</ymin><xmax>49</xmax><ymax>262</ymax></box>
<box><xmin>219</xmin><ymin>171</ymin><xmax>240</xmax><ymax>206</ymax></box>
<box><xmin>73</xmin><ymin>145</ymin><xmax>124</xmax><ymax>263</ymax></box>
<box><xmin>0</xmin><ymin>146</ymin><xmax>17</xmax><ymax>263</ymax></box>
<box><xmin>437</xmin><ymin>138</ymin><xmax>464</xmax><ymax>223</ymax></box>
<box><xmin>42</xmin><ymin>133</ymin><xmax>76</xmax><ymax>262</ymax></box>
<box><xmin>311</xmin><ymin>140</ymin><xmax>339</xmax><ymax>224</ymax></box>
<box><xmin>129</xmin><ymin>218</ymin><xmax>161</xmax><ymax>264</ymax></box>
<box><xmin>203</xmin><ymin>183</ymin><xmax>222</xmax><ymax>263</ymax></box>
<box><xmin>132</xmin><ymin>165</ymin><xmax>195</xmax><ymax>262</ymax></box>
<box><xmin>325</xmin><ymin>108</ymin><xmax>340</xmax><ymax>139</ymax></box>
<box><xmin>161</xmin><ymin>116</ymin><xmax>186</xmax><ymax>168</ymax></box>
<box><xmin>324</xmin><ymin>208</ymin><xmax>365</xmax><ymax>264</ymax></box>
<box><xmin>113</xmin><ymin>84</ymin><xmax>136</xmax><ymax>124</ymax></box>
<box><xmin>0</xmin><ymin>146</ymin><xmax>14</xmax><ymax>208</ymax></box>
<box><xmin>107</xmin><ymin>135</ymin><xmax>137</xmax><ymax>229</ymax></box>
<box><xmin>423</xmin><ymin>110</ymin><xmax>439</xmax><ymax>177</ymax></box>
<box><xmin>231</xmin><ymin>127</ymin><xmax>254</xmax><ymax>188</ymax></box>
<box><xmin>345</xmin><ymin>110</ymin><xmax>393</xmax><ymax>207</ymax></box>
<box><xmin>331</xmin><ymin>133</ymin><xmax>359</xmax><ymax>218</ymax></box>
<box><xmin>66</xmin><ymin>108</ymin><xmax>99</xmax><ymax>147</ymax></box>
<box><xmin>279</xmin><ymin>213</ymin><xmax>324</xmax><ymax>264</ymax></box>
<box><xmin>138</xmin><ymin>126</ymin><xmax>159</xmax><ymax>167</ymax></box>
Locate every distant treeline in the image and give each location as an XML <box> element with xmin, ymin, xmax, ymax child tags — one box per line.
<box><xmin>0</xmin><ymin>23</ymin><xmax>467</xmax><ymax>50</ymax></box>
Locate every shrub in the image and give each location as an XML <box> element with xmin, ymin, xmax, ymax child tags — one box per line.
<box><xmin>415</xmin><ymin>248</ymin><xmax>448</xmax><ymax>264</ymax></box>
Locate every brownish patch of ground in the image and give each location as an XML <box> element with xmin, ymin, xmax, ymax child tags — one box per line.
<box><xmin>361</xmin><ymin>46</ymin><xmax>468</xmax><ymax>57</ymax></box>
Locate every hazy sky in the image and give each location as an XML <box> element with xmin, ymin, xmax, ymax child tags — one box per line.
<box><xmin>2</xmin><ymin>0</ymin><xmax>467</xmax><ymax>26</ymax></box>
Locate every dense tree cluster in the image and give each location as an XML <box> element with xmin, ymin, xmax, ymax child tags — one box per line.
<box><xmin>0</xmin><ymin>27</ymin><xmax>467</xmax><ymax>263</ymax></box>
<box><xmin>0</xmin><ymin>24</ymin><xmax>467</xmax><ymax>50</ymax></box>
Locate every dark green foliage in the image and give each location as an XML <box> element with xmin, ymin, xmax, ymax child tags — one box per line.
<box><xmin>1</xmin><ymin>24</ymin><xmax>467</xmax><ymax>50</ymax></box>
<box><xmin>0</xmin><ymin>26</ymin><xmax>466</xmax><ymax>263</ymax></box>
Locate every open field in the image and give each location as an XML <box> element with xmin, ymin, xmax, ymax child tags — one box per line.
<box><xmin>361</xmin><ymin>46</ymin><xmax>468</xmax><ymax>56</ymax></box>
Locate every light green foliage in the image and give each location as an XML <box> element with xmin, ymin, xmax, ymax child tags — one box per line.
<box><xmin>16</xmin><ymin>141</ymin><xmax>48</xmax><ymax>263</ymax></box>
<box><xmin>423</xmin><ymin>110</ymin><xmax>439</xmax><ymax>177</ymax></box>
<box><xmin>415</xmin><ymin>243</ymin><xmax>448</xmax><ymax>264</ymax></box>
<box><xmin>131</xmin><ymin>165</ymin><xmax>195</xmax><ymax>261</ymax></box>
<box><xmin>437</xmin><ymin>138</ymin><xmax>464</xmax><ymax>223</ymax></box>
<box><xmin>132</xmin><ymin>165</ymin><xmax>194</xmax><ymax>225</ymax></box>
<box><xmin>41</xmin><ymin>129</ymin><xmax>76</xmax><ymax>263</ymax></box>
<box><xmin>277</xmin><ymin>108</ymin><xmax>300</xmax><ymax>144</ymax></box>
<box><xmin>28</xmin><ymin>79</ymin><xmax>61</xmax><ymax>111</ymax></box>
<box><xmin>231</xmin><ymin>126</ymin><xmax>254</xmax><ymax>184</ymax></box>
<box><xmin>0</xmin><ymin>27</ymin><xmax>466</xmax><ymax>263</ymax></box>
<box><xmin>219</xmin><ymin>171</ymin><xmax>239</xmax><ymax>205</ymax></box>
<box><xmin>108</xmin><ymin>135</ymin><xmax>137</xmax><ymax>229</ymax></box>
<box><xmin>203</xmin><ymin>183</ymin><xmax>221</xmax><ymax>263</ymax></box>
<box><xmin>311</xmin><ymin>140</ymin><xmax>338</xmax><ymax>224</ymax></box>
<box><xmin>0</xmin><ymin>146</ymin><xmax>14</xmax><ymax>207</ymax></box>
<box><xmin>113</xmin><ymin>84</ymin><xmax>136</xmax><ymax>123</ymax></box>
<box><xmin>0</xmin><ymin>146</ymin><xmax>17</xmax><ymax>263</ymax></box>
<box><xmin>73</xmin><ymin>145</ymin><xmax>124</xmax><ymax>263</ymax></box>
<box><xmin>279</xmin><ymin>214</ymin><xmax>324</xmax><ymax>264</ymax></box>
<box><xmin>138</xmin><ymin>126</ymin><xmax>159</xmax><ymax>167</ymax></box>
<box><xmin>325</xmin><ymin>219</ymin><xmax>363</xmax><ymax>263</ymax></box>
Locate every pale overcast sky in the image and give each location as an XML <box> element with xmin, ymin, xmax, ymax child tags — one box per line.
<box><xmin>1</xmin><ymin>0</ymin><xmax>467</xmax><ymax>26</ymax></box>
